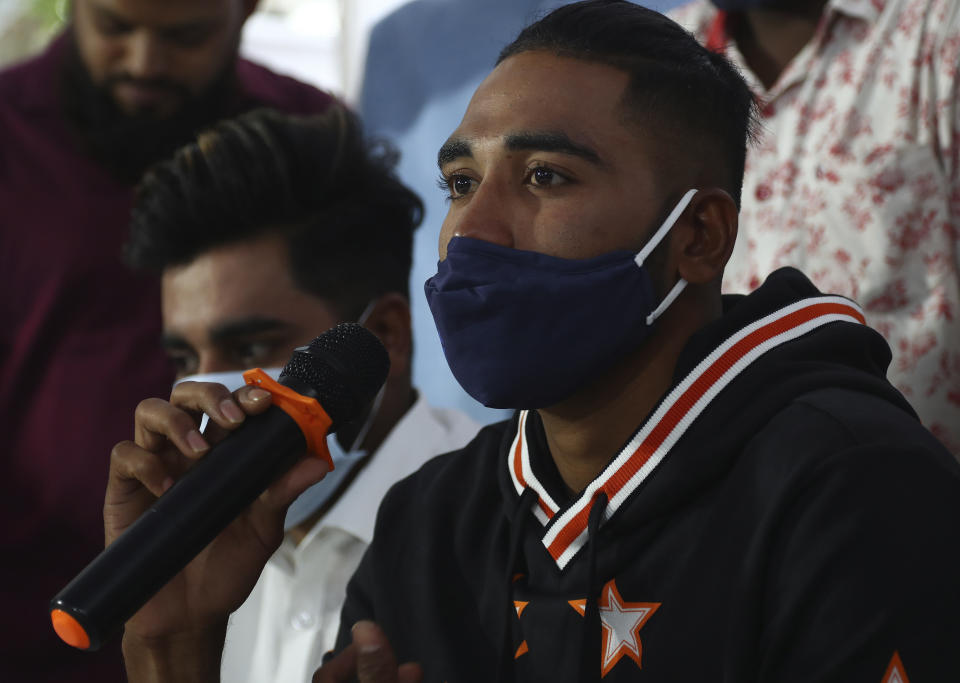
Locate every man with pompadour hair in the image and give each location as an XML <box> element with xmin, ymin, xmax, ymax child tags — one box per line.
<box><xmin>123</xmin><ymin>104</ymin><xmax>479</xmax><ymax>683</ymax></box>
<box><xmin>107</xmin><ymin>2</ymin><xmax>960</xmax><ymax>681</ymax></box>
<box><xmin>126</xmin><ymin>106</ymin><xmax>422</xmax><ymax>328</ymax></box>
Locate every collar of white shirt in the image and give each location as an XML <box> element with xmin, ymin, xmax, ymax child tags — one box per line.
<box><xmin>275</xmin><ymin>391</ymin><xmax>480</xmax><ymax>562</ymax></box>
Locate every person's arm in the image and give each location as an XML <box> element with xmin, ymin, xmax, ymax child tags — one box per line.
<box><xmin>121</xmin><ymin>627</ymin><xmax>226</xmax><ymax>683</ymax></box>
<box><xmin>104</xmin><ymin>381</ymin><xmax>330</xmax><ymax>681</ymax></box>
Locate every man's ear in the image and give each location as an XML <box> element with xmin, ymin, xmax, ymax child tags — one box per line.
<box><xmin>674</xmin><ymin>188</ymin><xmax>738</xmax><ymax>285</ymax></box>
<box><xmin>361</xmin><ymin>293</ymin><xmax>412</xmax><ymax>381</ymax></box>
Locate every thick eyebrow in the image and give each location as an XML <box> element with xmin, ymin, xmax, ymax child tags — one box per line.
<box><xmin>161</xmin><ymin>317</ymin><xmax>293</xmax><ymax>350</ymax></box>
<box><xmin>437</xmin><ymin>138</ymin><xmax>473</xmax><ymax>168</ymax></box>
<box><xmin>437</xmin><ymin>131</ymin><xmax>603</xmax><ymax>169</ymax></box>
<box><xmin>208</xmin><ymin>317</ymin><xmax>293</xmax><ymax>344</ymax></box>
<box><xmin>504</xmin><ymin>131</ymin><xmax>603</xmax><ymax>165</ymax></box>
<box><xmin>159</xmin><ymin>19</ymin><xmax>223</xmax><ymax>38</ymax></box>
<box><xmin>161</xmin><ymin>333</ymin><xmax>191</xmax><ymax>351</ymax></box>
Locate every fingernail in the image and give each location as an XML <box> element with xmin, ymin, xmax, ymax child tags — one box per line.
<box><xmin>162</xmin><ymin>477</ymin><xmax>175</xmax><ymax>494</ymax></box>
<box><xmin>248</xmin><ymin>388</ymin><xmax>271</xmax><ymax>402</ymax></box>
<box><xmin>187</xmin><ymin>430</ymin><xmax>208</xmax><ymax>454</ymax></box>
<box><xmin>352</xmin><ymin>621</ymin><xmax>381</xmax><ymax>654</ymax></box>
<box><xmin>220</xmin><ymin>399</ymin><xmax>244</xmax><ymax>423</ymax></box>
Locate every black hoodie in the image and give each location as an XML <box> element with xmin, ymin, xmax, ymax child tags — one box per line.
<box><xmin>336</xmin><ymin>268</ymin><xmax>960</xmax><ymax>681</ymax></box>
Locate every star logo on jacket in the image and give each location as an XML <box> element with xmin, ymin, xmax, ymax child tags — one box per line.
<box><xmin>882</xmin><ymin>651</ymin><xmax>910</xmax><ymax>683</ymax></box>
<box><xmin>568</xmin><ymin>579</ymin><xmax>661</xmax><ymax>677</ymax></box>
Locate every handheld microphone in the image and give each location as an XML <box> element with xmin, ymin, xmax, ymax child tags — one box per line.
<box><xmin>49</xmin><ymin>323</ymin><xmax>389</xmax><ymax>651</ymax></box>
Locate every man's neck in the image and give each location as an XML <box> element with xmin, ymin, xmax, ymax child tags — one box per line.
<box><xmin>539</xmin><ymin>298</ymin><xmax>716</xmax><ymax>495</ymax></box>
<box><xmin>731</xmin><ymin>2</ymin><xmax>828</xmax><ymax>89</ymax></box>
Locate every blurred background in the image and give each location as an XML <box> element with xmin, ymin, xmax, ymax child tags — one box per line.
<box><xmin>0</xmin><ymin>0</ymin><xmax>684</xmax><ymax>424</ymax></box>
<box><xmin>0</xmin><ymin>0</ymin><xmax>410</xmax><ymax>102</ymax></box>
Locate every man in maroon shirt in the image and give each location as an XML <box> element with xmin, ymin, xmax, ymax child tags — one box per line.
<box><xmin>0</xmin><ymin>1</ymin><xmax>332</xmax><ymax>680</ymax></box>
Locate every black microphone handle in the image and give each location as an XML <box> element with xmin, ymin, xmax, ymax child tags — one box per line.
<box><xmin>50</xmin><ymin>405</ymin><xmax>308</xmax><ymax>651</ymax></box>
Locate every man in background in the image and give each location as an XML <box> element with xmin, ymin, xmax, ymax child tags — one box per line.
<box><xmin>0</xmin><ymin>1</ymin><xmax>331</xmax><ymax>679</ymax></box>
<box><xmin>670</xmin><ymin>0</ymin><xmax>960</xmax><ymax>453</ymax></box>
<box><xmin>124</xmin><ymin>105</ymin><xmax>479</xmax><ymax>682</ymax></box>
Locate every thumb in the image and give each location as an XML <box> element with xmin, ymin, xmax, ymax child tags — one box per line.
<box><xmin>398</xmin><ymin>663</ymin><xmax>424</xmax><ymax>683</ymax></box>
<box><xmin>353</xmin><ymin>621</ymin><xmax>399</xmax><ymax>683</ymax></box>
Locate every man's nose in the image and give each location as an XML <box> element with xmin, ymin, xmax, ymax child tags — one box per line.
<box><xmin>123</xmin><ymin>32</ymin><xmax>168</xmax><ymax>80</ymax></box>
<box><xmin>196</xmin><ymin>356</ymin><xmax>236</xmax><ymax>376</ymax></box>
<box><xmin>449</xmin><ymin>179</ymin><xmax>515</xmax><ymax>250</ymax></box>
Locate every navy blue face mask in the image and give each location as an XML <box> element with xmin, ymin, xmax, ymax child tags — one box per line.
<box><xmin>424</xmin><ymin>189</ymin><xmax>698</xmax><ymax>409</ymax></box>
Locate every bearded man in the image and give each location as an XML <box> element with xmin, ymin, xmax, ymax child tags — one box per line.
<box><xmin>0</xmin><ymin>2</ymin><xmax>331</xmax><ymax>680</ymax></box>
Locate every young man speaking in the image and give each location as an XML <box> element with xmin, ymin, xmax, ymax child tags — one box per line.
<box><xmin>121</xmin><ymin>104</ymin><xmax>479</xmax><ymax>682</ymax></box>
<box><xmin>107</xmin><ymin>1</ymin><xmax>960</xmax><ymax>681</ymax></box>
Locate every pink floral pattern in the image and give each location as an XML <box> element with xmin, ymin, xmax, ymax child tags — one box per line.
<box><xmin>672</xmin><ymin>0</ymin><xmax>960</xmax><ymax>454</ymax></box>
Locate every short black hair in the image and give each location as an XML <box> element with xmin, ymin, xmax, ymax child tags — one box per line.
<box><xmin>498</xmin><ymin>0</ymin><xmax>758</xmax><ymax>208</ymax></box>
<box><xmin>125</xmin><ymin>105</ymin><xmax>423</xmax><ymax>319</ymax></box>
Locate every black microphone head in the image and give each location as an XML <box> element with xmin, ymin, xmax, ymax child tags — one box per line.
<box><xmin>279</xmin><ymin>323</ymin><xmax>390</xmax><ymax>430</ymax></box>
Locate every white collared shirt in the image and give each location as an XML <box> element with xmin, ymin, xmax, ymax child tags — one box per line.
<box><xmin>671</xmin><ymin>0</ymin><xmax>960</xmax><ymax>453</ymax></box>
<box><xmin>220</xmin><ymin>394</ymin><xmax>480</xmax><ymax>682</ymax></box>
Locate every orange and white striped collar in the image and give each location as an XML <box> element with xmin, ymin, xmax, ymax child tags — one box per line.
<box><xmin>507</xmin><ymin>296</ymin><xmax>866</xmax><ymax>571</ymax></box>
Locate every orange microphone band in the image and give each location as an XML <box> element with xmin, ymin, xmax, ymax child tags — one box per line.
<box><xmin>243</xmin><ymin>368</ymin><xmax>334</xmax><ymax>470</ymax></box>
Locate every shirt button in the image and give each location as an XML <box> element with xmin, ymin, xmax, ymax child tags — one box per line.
<box><xmin>291</xmin><ymin>610</ymin><xmax>317</xmax><ymax>630</ymax></box>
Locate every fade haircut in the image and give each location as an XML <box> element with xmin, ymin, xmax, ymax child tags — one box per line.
<box><xmin>125</xmin><ymin>105</ymin><xmax>423</xmax><ymax>320</ymax></box>
<box><xmin>498</xmin><ymin>0</ymin><xmax>758</xmax><ymax>208</ymax></box>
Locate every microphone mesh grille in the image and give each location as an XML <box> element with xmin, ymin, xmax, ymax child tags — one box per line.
<box><xmin>280</xmin><ymin>323</ymin><xmax>390</xmax><ymax>429</ymax></box>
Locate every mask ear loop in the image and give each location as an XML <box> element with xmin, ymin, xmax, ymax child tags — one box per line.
<box><xmin>645</xmin><ymin>280</ymin><xmax>688</xmax><ymax>325</ymax></box>
<box><xmin>348</xmin><ymin>384</ymin><xmax>385</xmax><ymax>452</ymax></box>
<box><xmin>345</xmin><ymin>296</ymin><xmax>385</xmax><ymax>452</ymax></box>
<box><xmin>633</xmin><ymin>189</ymin><xmax>699</xmax><ymax>326</ymax></box>
<box><xmin>356</xmin><ymin>298</ymin><xmax>378</xmax><ymax>326</ymax></box>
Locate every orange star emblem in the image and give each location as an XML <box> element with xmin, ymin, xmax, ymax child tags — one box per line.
<box><xmin>882</xmin><ymin>651</ymin><xmax>910</xmax><ymax>683</ymax></box>
<box><xmin>569</xmin><ymin>579</ymin><xmax>660</xmax><ymax>677</ymax></box>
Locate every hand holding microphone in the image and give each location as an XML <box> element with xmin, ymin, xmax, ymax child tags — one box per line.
<box><xmin>49</xmin><ymin>324</ymin><xmax>389</xmax><ymax>662</ymax></box>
